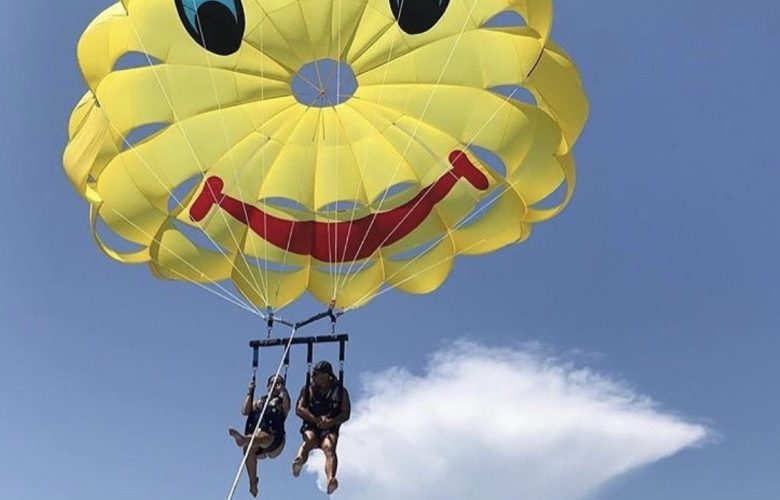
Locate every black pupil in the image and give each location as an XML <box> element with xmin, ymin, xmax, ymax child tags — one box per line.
<box><xmin>391</xmin><ymin>0</ymin><xmax>450</xmax><ymax>34</ymax></box>
<box><xmin>176</xmin><ymin>0</ymin><xmax>244</xmax><ymax>56</ymax></box>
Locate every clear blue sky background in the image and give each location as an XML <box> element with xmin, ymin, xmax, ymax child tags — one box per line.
<box><xmin>1</xmin><ymin>1</ymin><xmax>778</xmax><ymax>499</ymax></box>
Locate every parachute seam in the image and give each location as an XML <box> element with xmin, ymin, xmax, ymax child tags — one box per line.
<box><xmin>338</xmin><ymin>0</ymin><xmax>378</xmax><ymax>62</ymax></box>
<box><xmin>243</xmin><ymin>0</ymin><xmax>313</xmax><ymax>74</ymax></box>
<box><xmin>342</xmin><ymin>9</ymin><xmax>397</xmax><ymax>65</ymax></box>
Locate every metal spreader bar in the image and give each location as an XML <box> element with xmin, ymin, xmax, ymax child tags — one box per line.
<box><xmin>249</xmin><ymin>334</ymin><xmax>349</xmax><ymax>349</ymax></box>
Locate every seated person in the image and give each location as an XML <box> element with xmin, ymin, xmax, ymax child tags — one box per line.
<box><xmin>292</xmin><ymin>361</ymin><xmax>351</xmax><ymax>495</ymax></box>
<box><xmin>229</xmin><ymin>374</ymin><xmax>290</xmax><ymax>497</ymax></box>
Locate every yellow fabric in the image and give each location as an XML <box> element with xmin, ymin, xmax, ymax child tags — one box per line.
<box><xmin>64</xmin><ymin>0</ymin><xmax>588</xmax><ymax>310</ymax></box>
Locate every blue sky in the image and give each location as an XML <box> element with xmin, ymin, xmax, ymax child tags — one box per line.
<box><xmin>1</xmin><ymin>1</ymin><xmax>778</xmax><ymax>499</ymax></box>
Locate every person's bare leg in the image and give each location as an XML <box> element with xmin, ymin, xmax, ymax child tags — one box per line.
<box><xmin>245</xmin><ymin>452</ymin><xmax>260</xmax><ymax>498</ymax></box>
<box><xmin>250</xmin><ymin>431</ymin><xmax>274</xmax><ymax>451</ymax></box>
<box><xmin>293</xmin><ymin>431</ymin><xmax>319</xmax><ymax>477</ymax></box>
<box><xmin>322</xmin><ymin>433</ymin><xmax>339</xmax><ymax>495</ymax></box>
<box><xmin>229</xmin><ymin>428</ymin><xmax>249</xmax><ymax>447</ymax></box>
<box><xmin>229</xmin><ymin>428</ymin><xmax>274</xmax><ymax>451</ymax></box>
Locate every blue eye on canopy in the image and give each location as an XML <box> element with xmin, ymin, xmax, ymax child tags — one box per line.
<box><xmin>392</xmin><ymin>0</ymin><xmax>448</xmax><ymax>6</ymax></box>
<box><xmin>180</xmin><ymin>0</ymin><xmax>239</xmax><ymax>29</ymax></box>
<box><xmin>175</xmin><ymin>0</ymin><xmax>245</xmax><ymax>56</ymax></box>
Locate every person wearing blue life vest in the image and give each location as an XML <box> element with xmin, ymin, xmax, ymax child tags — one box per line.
<box><xmin>229</xmin><ymin>374</ymin><xmax>291</xmax><ymax>497</ymax></box>
<box><xmin>292</xmin><ymin>360</ymin><xmax>351</xmax><ymax>495</ymax></box>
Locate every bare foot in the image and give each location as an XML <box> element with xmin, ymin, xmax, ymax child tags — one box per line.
<box><xmin>229</xmin><ymin>428</ymin><xmax>248</xmax><ymax>447</ymax></box>
<box><xmin>327</xmin><ymin>478</ymin><xmax>339</xmax><ymax>495</ymax></box>
<box><xmin>292</xmin><ymin>457</ymin><xmax>304</xmax><ymax>478</ymax></box>
<box><xmin>249</xmin><ymin>478</ymin><xmax>259</xmax><ymax>497</ymax></box>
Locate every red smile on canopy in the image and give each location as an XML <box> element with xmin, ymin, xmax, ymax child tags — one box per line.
<box><xmin>190</xmin><ymin>150</ymin><xmax>489</xmax><ymax>263</ymax></box>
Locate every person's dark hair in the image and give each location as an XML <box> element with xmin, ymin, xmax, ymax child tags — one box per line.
<box><xmin>313</xmin><ymin>360</ymin><xmax>335</xmax><ymax>378</ymax></box>
<box><xmin>267</xmin><ymin>374</ymin><xmax>286</xmax><ymax>387</ymax></box>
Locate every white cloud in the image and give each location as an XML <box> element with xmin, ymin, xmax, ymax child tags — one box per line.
<box><xmin>303</xmin><ymin>341</ymin><xmax>707</xmax><ymax>500</ymax></box>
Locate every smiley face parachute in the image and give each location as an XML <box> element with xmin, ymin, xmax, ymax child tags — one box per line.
<box><xmin>63</xmin><ymin>0</ymin><xmax>587</xmax><ymax>311</ymax></box>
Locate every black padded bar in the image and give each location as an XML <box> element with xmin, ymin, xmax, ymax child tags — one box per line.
<box><xmin>306</xmin><ymin>341</ymin><xmax>314</xmax><ymax>364</ymax></box>
<box><xmin>339</xmin><ymin>340</ymin><xmax>346</xmax><ymax>362</ymax></box>
<box><xmin>304</xmin><ymin>341</ymin><xmax>314</xmax><ymax>405</ymax></box>
<box><xmin>338</xmin><ymin>339</ymin><xmax>346</xmax><ymax>388</ymax></box>
<box><xmin>249</xmin><ymin>334</ymin><xmax>349</xmax><ymax>349</ymax></box>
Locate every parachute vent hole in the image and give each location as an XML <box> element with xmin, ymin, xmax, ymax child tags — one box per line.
<box><xmin>123</xmin><ymin>123</ymin><xmax>169</xmax><ymax>150</ymax></box>
<box><xmin>490</xmin><ymin>85</ymin><xmax>537</xmax><ymax>106</ymax></box>
<box><xmin>468</xmin><ymin>146</ymin><xmax>506</xmax><ymax>178</ymax></box>
<box><xmin>96</xmin><ymin>216</ymin><xmax>146</xmax><ymax>253</ymax></box>
<box><xmin>482</xmin><ymin>10</ymin><xmax>527</xmax><ymax>28</ymax></box>
<box><xmin>533</xmin><ymin>181</ymin><xmax>568</xmax><ymax>210</ymax></box>
<box><xmin>113</xmin><ymin>52</ymin><xmax>163</xmax><ymax>71</ymax></box>
<box><xmin>172</xmin><ymin>219</ymin><xmax>232</xmax><ymax>255</ymax></box>
<box><xmin>168</xmin><ymin>175</ymin><xmax>203</xmax><ymax>213</ymax></box>
<box><xmin>387</xmin><ymin>240</ymin><xmax>440</xmax><ymax>262</ymax></box>
<box><xmin>292</xmin><ymin>59</ymin><xmax>358</xmax><ymax>107</ymax></box>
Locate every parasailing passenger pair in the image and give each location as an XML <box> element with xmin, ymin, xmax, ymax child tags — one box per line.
<box><xmin>230</xmin><ymin>363</ymin><xmax>350</xmax><ymax>497</ymax></box>
<box><xmin>229</xmin><ymin>328</ymin><xmax>351</xmax><ymax>497</ymax></box>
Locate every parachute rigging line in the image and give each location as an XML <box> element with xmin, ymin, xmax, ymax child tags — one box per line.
<box><xmin>342</xmin><ymin>89</ymin><xmax>525</xmax><ymax>299</ymax></box>
<box><xmin>346</xmin><ymin>124</ymin><xmax>573</xmax><ymax>310</ymax></box>
<box><xmin>340</xmin><ymin>82</ymin><xmax>535</xmax><ymax>297</ymax></box>
<box><xmin>191</xmin><ymin>3</ymin><xmax>271</xmax><ymax>305</ymax></box>
<box><xmin>101</xmin><ymin>120</ymin><xmax>268</xmax><ymax>316</ymax></box>
<box><xmin>335</xmin><ymin>0</ymin><xmax>409</xmax><ymax>285</ymax></box>
<box><xmin>337</xmin><ymin>0</ymin><xmax>481</xmax><ymax>292</ymax></box>
<box><xmin>226</xmin><ymin>324</ymin><xmax>299</xmax><ymax>500</ymax></box>
<box><xmin>123</xmin><ymin>15</ymin><xmax>272</xmax><ymax>307</ymax></box>
<box><xmin>101</xmin><ymin>193</ymin><xmax>264</xmax><ymax>317</ymax></box>
<box><xmin>273</xmin><ymin>108</ymin><xmax>325</xmax><ymax>311</ymax></box>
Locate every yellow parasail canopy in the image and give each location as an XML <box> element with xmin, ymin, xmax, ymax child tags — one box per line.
<box><xmin>64</xmin><ymin>0</ymin><xmax>588</xmax><ymax>310</ymax></box>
